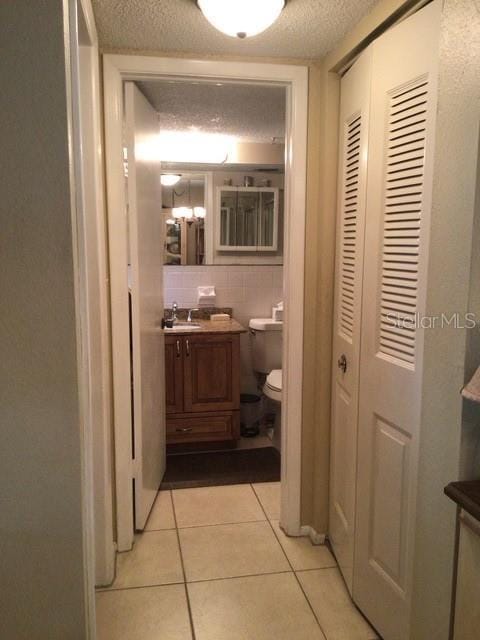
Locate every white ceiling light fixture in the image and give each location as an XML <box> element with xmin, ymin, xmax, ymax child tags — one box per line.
<box><xmin>158</xmin><ymin>130</ymin><xmax>234</xmax><ymax>164</ymax></box>
<box><xmin>161</xmin><ymin>174</ymin><xmax>181</xmax><ymax>186</ymax></box>
<box><xmin>197</xmin><ymin>0</ymin><xmax>286</xmax><ymax>39</ymax></box>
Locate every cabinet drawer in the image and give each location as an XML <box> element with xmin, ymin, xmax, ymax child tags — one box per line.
<box><xmin>166</xmin><ymin>412</ymin><xmax>239</xmax><ymax>444</ymax></box>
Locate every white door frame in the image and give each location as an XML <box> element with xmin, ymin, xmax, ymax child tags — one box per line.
<box><xmin>69</xmin><ymin>0</ymin><xmax>115</xmax><ymax>591</ymax></box>
<box><xmin>103</xmin><ymin>54</ymin><xmax>308</xmax><ymax>547</ymax></box>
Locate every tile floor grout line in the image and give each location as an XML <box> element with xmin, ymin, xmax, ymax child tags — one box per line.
<box><xmin>171</xmin><ymin>489</ymin><xmax>198</xmax><ymax>640</ymax></box>
<box><xmin>291</xmin><ymin>568</ymin><xmax>329</xmax><ymax>640</ymax></box>
<box><xmin>95</xmin><ymin>580</ymin><xmax>186</xmax><ymax>594</ymax></box>
<box><xmin>251</xmin><ymin>483</ymin><xmax>330</xmax><ymax>640</ymax></box>
<box><xmin>294</xmin><ymin>566</ymin><xmax>337</xmax><ymax>574</ymax></box>
<box><xmin>185</xmin><ymin>569</ymin><xmax>294</xmax><ymax>586</ymax></box>
<box><xmin>176</xmin><ymin>517</ymin><xmax>267</xmax><ymax>530</ymax></box>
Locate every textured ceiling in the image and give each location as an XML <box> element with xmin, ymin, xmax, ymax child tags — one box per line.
<box><xmin>92</xmin><ymin>0</ymin><xmax>379</xmax><ymax>59</ymax></box>
<box><xmin>138</xmin><ymin>80</ymin><xmax>286</xmax><ymax>141</ymax></box>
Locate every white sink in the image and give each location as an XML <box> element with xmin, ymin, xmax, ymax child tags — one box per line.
<box><xmin>165</xmin><ymin>323</ymin><xmax>202</xmax><ymax>331</ymax></box>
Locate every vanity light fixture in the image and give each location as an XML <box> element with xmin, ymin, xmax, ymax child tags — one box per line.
<box><xmin>161</xmin><ymin>174</ymin><xmax>181</xmax><ymax>186</ymax></box>
<box><xmin>193</xmin><ymin>206</ymin><xmax>206</xmax><ymax>219</ymax></box>
<box><xmin>172</xmin><ymin>206</ymin><xmax>206</xmax><ymax>225</ymax></box>
<box><xmin>197</xmin><ymin>0</ymin><xmax>285</xmax><ymax>39</ymax></box>
<box><xmin>172</xmin><ymin>206</ymin><xmax>193</xmax><ymax>221</ymax></box>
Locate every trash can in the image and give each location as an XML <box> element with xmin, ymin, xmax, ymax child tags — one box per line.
<box><xmin>240</xmin><ymin>393</ymin><xmax>262</xmax><ymax>437</ymax></box>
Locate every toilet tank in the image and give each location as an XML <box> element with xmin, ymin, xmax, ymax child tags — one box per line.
<box><xmin>249</xmin><ymin>318</ymin><xmax>283</xmax><ymax>374</ymax></box>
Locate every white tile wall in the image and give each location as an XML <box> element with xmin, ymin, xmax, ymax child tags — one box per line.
<box><xmin>164</xmin><ymin>265</ymin><xmax>283</xmax><ymax>392</ymax></box>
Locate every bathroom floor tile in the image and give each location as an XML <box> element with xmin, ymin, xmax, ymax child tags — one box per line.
<box><xmin>271</xmin><ymin>520</ymin><xmax>337</xmax><ymax>571</ymax></box>
<box><xmin>172</xmin><ymin>484</ymin><xmax>265</xmax><ymax>528</ymax></box>
<box><xmin>96</xmin><ymin>584</ymin><xmax>192</xmax><ymax>640</ymax></box>
<box><xmin>252</xmin><ymin>481</ymin><xmax>281</xmax><ymax>519</ymax></box>
<box><xmin>145</xmin><ymin>490</ymin><xmax>175</xmax><ymax>531</ymax></box>
<box><xmin>297</xmin><ymin>568</ymin><xmax>378</xmax><ymax>640</ymax></box>
<box><xmin>188</xmin><ymin>572</ymin><xmax>326</xmax><ymax>640</ymax></box>
<box><xmin>111</xmin><ymin>530</ymin><xmax>183</xmax><ymax>589</ymax></box>
<box><xmin>179</xmin><ymin>521</ymin><xmax>290</xmax><ymax>582</ymax></box>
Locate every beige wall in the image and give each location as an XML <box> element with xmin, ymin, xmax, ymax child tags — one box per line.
<box><xmin>308</xmin><ymin>1</ymin><xmax>480</xmax><ymax>637</ymax></box>
<box><xmin>411</xmin><ymin>1</ymin><xmax>480</xmax><ymax>637</ymax></box>
<box><xmin>0</xmin><ymin>1</ymin><xmax>88</xmax><ymax>638</ymax></box>
<box><xmin>227</xmin><ymin>141</ymin><xmax>285</xmax><ymax>165</ymax></box>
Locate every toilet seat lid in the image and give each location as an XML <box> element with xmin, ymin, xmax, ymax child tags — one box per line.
<box><xmin>266</xmin><ymin>369</ymin><xmax>282</xmax><ymax>392</ymax></box>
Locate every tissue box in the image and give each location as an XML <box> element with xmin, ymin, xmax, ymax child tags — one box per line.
<box><xmin>197</xmin><ymin>286</ymin><xmax>216</xmax><ymax>306</ymax></box>
<box><xmin>272</xmin><ymin>302</ymin><xmax>284</xmax><ymax>321</ymax></box>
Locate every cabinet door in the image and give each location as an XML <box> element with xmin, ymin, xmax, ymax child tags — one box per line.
<box><xmin>257</xmin><ymin>190</ymin><xmax>279</xmax><ymax>251</ymax></box>
<box><xmin>165</xmin><ymin>336</ymin><xmax>184</xmax><ymax>414</ymax></box>
<box><xmin>454</xmin><ymin>513</ymin><xmax>480</xmax><ymax>640</ymax></box>
<box><xmin>184</xmin><ymin>334</ymin><xmax>240</xmax><ymax>413</ymax></box>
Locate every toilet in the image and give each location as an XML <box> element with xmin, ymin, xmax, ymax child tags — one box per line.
<box><xmin>249</xmin><ymin>318</ymin><xmax>283</xmax><ymax>450</ymax></box>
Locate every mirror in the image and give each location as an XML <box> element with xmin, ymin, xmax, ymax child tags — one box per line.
<box><xmin>162</xmin><ymin>174</ymin><xmax>206</xmax><ymax>265</ymax></box>
<box><xmin>162</xmin><ymin>168</ymin><xmax>284</xmax><ymax>266</ymax></box>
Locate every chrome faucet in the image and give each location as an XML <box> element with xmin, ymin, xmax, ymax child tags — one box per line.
<box><xmin>187</xmin><ymin>308</ymin><xmax>200</xmax><ymax>323</ymax></box>
<box><xmin>171</xmin><ymin>301</ymin><xmax>178</xmax><ymax>324</ymax></box>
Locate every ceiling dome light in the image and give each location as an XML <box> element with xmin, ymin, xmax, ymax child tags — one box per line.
<box><xmin>161</xmin><ymin>174</ymin><xmax>181</xmax><ymax>186</ymax></box>
<box><xmin>197</xmin><ymin>0</ymin><xmax>285</xmax><ymax>39</ymax></box>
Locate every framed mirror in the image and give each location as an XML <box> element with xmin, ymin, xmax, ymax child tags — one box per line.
<box><xmin>162</xmin><ymin>168</ymin><xmax>284</xmax><ymax>266</ymax></box>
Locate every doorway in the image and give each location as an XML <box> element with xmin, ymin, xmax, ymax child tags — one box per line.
<box><xmin>103</xmin><ymin>56</ymin><xmax>308</xmax><ymax>553</ymax></box>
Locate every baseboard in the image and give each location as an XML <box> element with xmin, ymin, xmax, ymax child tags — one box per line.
<box><xmin>299</xmin><ymin>525</ymin><xmax>327</xmax><ymax>545</ymax></box>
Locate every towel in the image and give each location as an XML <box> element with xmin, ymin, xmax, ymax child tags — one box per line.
<box><xmin>462</xmin><ymin>366</ymin><xmax>480</xmax><ymax>403</ymax></box>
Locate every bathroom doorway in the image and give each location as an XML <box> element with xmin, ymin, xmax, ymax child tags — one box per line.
<box><xmin>103</xmin><ymin>55</ymin><xmax>308</xmax><ymax>553</ymax></box>
<box><xmin>147</xmin><ymin>79</ymin><xmax>286</xmax><ymax>490</ymax></box>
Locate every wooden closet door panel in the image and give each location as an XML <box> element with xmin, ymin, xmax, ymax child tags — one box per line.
<box><xmin>353</xmin><ymin>2</ymin><xmax>441</xmax><ymax>639</ymax></box>
<box><xmin>330</xmin><ymin>46</ymin><xmax>372</xmax><ymax>595</ymax></box>
<box><xmin>184</xmin><ymin>334</ymin><xmax>240</xmax><ymax>413</ymax></box>
<box><xmin>165</xmin><ymin>336</ymin><xmax>184</xmax><ymax>414</ymax></box>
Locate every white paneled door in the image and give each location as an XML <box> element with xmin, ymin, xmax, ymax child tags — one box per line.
<box><xmin>353</xmin><ymin>2</ymin><xmax>440</xmax><ymax>639</ymax></box>
<box><xmin>330</xmin><ymin>47</ymin><xmax>372</xmax><ymax>594</ymax></box>
<box><xmin>125</xmin><ymin>82</ymin><xmax>166</xmax><ymax>530</ymax></box>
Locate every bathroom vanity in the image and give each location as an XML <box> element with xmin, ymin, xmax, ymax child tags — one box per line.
<box><xmin>164</xmin><ymin>318</ymin><xmax>246</xmax><ymax>447</ymax></box>
<box><xmin>444</xmin><ymin>480</ymin><xmax>480</xmax><ymax>639</ymax></box>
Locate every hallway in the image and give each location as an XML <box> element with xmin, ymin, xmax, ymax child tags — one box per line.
<box><xmin>96</xmin><ymin>482</ymin><xmax>378</xmax><ymax>639</ymax></box>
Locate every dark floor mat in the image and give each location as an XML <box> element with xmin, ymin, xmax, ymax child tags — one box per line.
<box><xmin>161</xmin><ymin>447</ymin><xmax>281</xmax><ymax>490</ymax></box>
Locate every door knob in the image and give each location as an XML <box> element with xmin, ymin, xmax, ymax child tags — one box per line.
<box><xmin>338</xmin><ymin>354</ymin><xmax>347</xmax><ymax>373</ymax></box>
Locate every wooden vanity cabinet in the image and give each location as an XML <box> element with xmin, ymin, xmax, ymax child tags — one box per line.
<box><xmin>165</xmin><ymin>333</ymin><xmax>241</xmax><ymax>445</ymax></box>
<box><xmin>165</xmin><ymin>337</ymin><xmax>184</xmax><ymax>414</ymax></box>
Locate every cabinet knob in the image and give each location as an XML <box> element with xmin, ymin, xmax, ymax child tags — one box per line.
<box><xmin>176</xmin><ymin>340</ymin><xmax>181</xmax><ymax>357</ymax></box>
<box><xmin>337</xmin><ymin>354</ymin><xmax>347</xmax><ymax>374</ymax></box>
<box><xmin>186</xmin><ymin>339</ymin><xmax>190</xmax><ymax>356</ymax></box>
<box><xmin>175</xmin><ymin>427</ymin><xmax>193</xmax><ymax>433</ymax></box>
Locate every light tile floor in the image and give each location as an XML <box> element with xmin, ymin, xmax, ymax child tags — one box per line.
<box><xmin>96</xmin><ymin>482</ymin><xmax>379</xmax><ymax>640</ymax></box>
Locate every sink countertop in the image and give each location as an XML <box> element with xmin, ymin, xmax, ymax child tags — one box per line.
<box><xmin>165</xmin><ymin>318</ymin><xmax>247</xmax><ymax>336</ymax></box>
<box><xmin>445</xmin><ymin>480</ymin><xmax>480</xmax><ymax>522</ymax></box>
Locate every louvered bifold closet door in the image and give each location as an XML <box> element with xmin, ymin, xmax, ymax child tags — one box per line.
<box><xmin>353</xmin><ymin>3</ymin><xmax>441</xmax><ymax>640</ymax></box>
<box><xmin>330</xmin><ymin>48</ymin><xmax>372</xmax><ymax>594</ymax></box>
